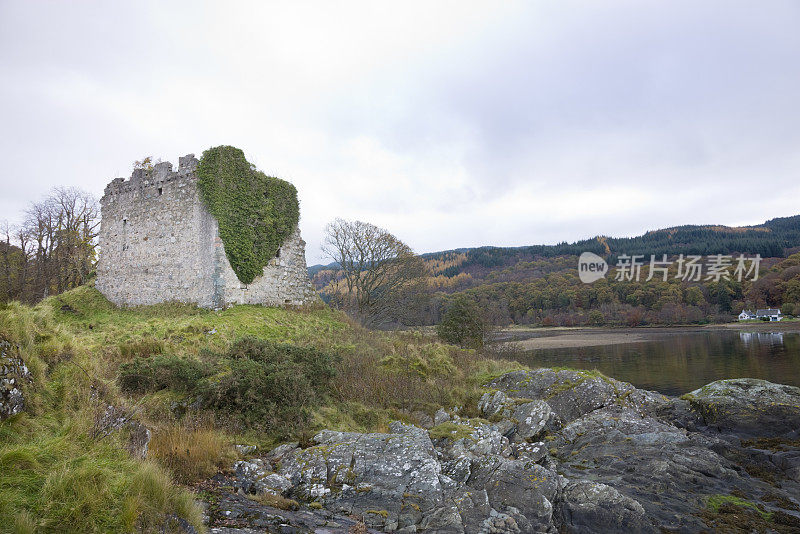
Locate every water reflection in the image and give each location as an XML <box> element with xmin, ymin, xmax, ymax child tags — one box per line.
<box><xmin>497</xmin><ymin>331</ymin><xmax>800</xmax><ymax>396</ymax></box>
<box><xmin>739</xmin><ymin>331</ymin><xmax>784</xmax><ymax>346</ymax></box>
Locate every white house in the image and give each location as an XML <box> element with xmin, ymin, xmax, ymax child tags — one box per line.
<box><xmin>756</xmin><ymin>308</ymin><xmax>782</xmax><ymax>321</ymax></box>
<box><xmin>738</xmin><ymin>310</ymin><xmax>756</xmax><ymax>321</ymax></box>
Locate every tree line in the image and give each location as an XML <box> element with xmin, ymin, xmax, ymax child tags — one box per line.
<box><xmin>316</xmin><ymin>218</ymin><xmax>800</xmax><ymax>328</ymax></box>
<box><xmin>1</xmin><ymin>187</ymin><xmax>99</xmax><ymax>304</ymax></box>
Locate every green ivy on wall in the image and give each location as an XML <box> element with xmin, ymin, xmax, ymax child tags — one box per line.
<box><xmin>196</xmin><ymin>146</ymin><xmax>299</xmax><ymax>285</ymax></box>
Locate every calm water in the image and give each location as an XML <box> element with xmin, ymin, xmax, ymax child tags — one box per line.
<box><xmin>497</xmin><ymin>330</ymin><xmax>800</xmax><ymax>396</ymax></box>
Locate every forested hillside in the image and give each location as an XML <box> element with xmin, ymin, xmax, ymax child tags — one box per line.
<box><xmin>312</xmin><ymin>215</ymin><xmax>800</xmax><ymax>326</ymax></box>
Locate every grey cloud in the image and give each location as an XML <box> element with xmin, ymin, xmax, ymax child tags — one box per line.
<box><xmin>1</xmin><ymin>1</ymin><xmax>798</xmax><ymax>264</ymax></box>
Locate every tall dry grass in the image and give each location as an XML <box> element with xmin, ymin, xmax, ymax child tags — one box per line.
<box><xmin>148</xmin><ymin>417</ymin><xmax>234</xmax><ymax>484</ymax></box>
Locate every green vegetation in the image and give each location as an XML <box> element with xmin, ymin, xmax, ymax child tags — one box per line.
<box><xmin>200</xmin><ymin>338</ymin><xmax>338</xmax><ymax>434</ymax></box>
<box><xmin>120</xmin><ymin>354</ymin><xmax>213</xmax><ymax>393</ymax></box>
<box><xmin>120</xmin><ymin>338</ymin><xmax>338</xmax><ymax>435</ymax></box>
<box><xmin>0</xmin><ymin>300</ymin><xmax>203</xmax><ymax>532</ymax></box>
<box><xmin>196</xmin><ymin>145</ymin><xmax>299</xmax><ymax>284</ymax></box>
<box><xmin>1</xmin><ymin>284</ymin><xmax>525</xmax><ymax>530</ymax></box>
<box><xmin>706</xmin><ymin>494</ymin><xmax>771</xmax><ymax>520</ymax></box>
<box><xmin>436</xmin><ymin>295</ymin><xmax>489</xmax><ymax>348</ymax></box>
<box><xmin>698</xmin><ymin>492</ymin><xmax>800</xmax><ymax>531</ymax></box>
<box><xmin>315</xmin><ymin>218</ymin><xmax>800</xmax><ymax>327</ymax></box>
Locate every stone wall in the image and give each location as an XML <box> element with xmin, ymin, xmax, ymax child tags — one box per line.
<box><xmin>96</xmin><ymin>154</ymin><xmax>318</xmax><ymax>308</ymax></box>
<box><xmin>1</xmin><ymin>339</ymin><xmax>30</xmax><ymax>421</ymax></box>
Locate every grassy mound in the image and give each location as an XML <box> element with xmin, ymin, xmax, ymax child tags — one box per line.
<box><xmin>0</xmin><ymin>298</ymin><xmax>203</xmax><ymax>532</ymax></box>
<box><xmin>0</xmin><ymin>285</ymin><xmax>525</xmax><ymax>531</ymax></box>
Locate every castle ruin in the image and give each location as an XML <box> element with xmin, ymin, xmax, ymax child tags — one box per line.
<box><xmin>96</xmin><ymin>154</ymin><xmax>318</xmax><ymax>308</ymax></box>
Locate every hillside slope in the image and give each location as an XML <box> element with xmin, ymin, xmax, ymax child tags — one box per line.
<box><xmin>0</xmin><ymin>285</ymin><xmax>518</xmax><ymax>532</ymax></box>
<box><xmin>312</xmin><ymin>216</ymin><xmax>800</xmax><ymax>327</ymax></box>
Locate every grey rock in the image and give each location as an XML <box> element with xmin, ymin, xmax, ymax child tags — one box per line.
<box><xmin>509</xmin><ymin>441</ymin><xmax>547</xmax><ymax>463</ymax></box>
<box><xmin>262</xmin><ymin>473</ymin><xmax>293</xmax><ymax>494</ymax></box>
<box><xmin>1</xmin><ymin>339</ymin><xmax>31</xmax><ymax>421</ymax></box>
<box><xmin>125</xmin><ymin>420</ymin><xmax>151</xmax><ymax>459</ymax></box>
<box><xmin>228</xmin><ymin>369</ymin><xmax>800</xmax><ymax>533</ymax></box>
<box><xmin>411</xmin><ymin>410</ymin><xmax>434</xmax><ymax>429</ymax></box>
<box><xmin>550</xmin><ymin>404</ymin><xmax>798</xmax><ymax>532</ymax></box>
<box><xmin>93</xmin><ymin>404</ymin><xmax>151</xmax><ymax>459</ymax></box>
<box><xmin>277</xmin><ymin>422</ymin><xmax>457</xmax><ymax>532</ymax></box>
<box><xmin>266</xmin><ymin>442</ymin><xmax>300</xmax><ymax>462</ymax></box>
<box><xmin>487</xmin><ymin>369</ymin><xmax>667</xmax><ymax>425</ymax></box>
<box><xmin>433</xmin><ymin>408</ymin><xmax>450</xmax><ymax>425</ymax></box>
<box><xmin>478</xmin><ymin>390</ymin><xmax>509</xmax><ymax>418</ymax></box>
<box><xmin>684</xmin><ymin>378</ymin><xmax>800</xmax><ymax>437</ymax></box>
<box><xmin>207</xmin><ymin>483</ymin><xmax>382</xmax><ymax>533</ymax></box>
<box><xmin>235</xmin><ymin>444</ymin><xmax>257</xmax><ymax>455</ymax></box>
<box><xmin>511</xmin><ymin>400</ymin><xmax>553</xmax><ymax>441</ymax></box>
<box><xmin>233</xmin><ymin>459</ymin><xmax>268</xmax><ymax>494</ymax></box>
<box><xmin>476</xmin><ymin>459</ymin><xmax>560</xmax><ymax>532</ymax></box>
<box><xmin>558</xmin><ymin>481</ymin><xmax>654</xmax><ymax>534</ymax></box>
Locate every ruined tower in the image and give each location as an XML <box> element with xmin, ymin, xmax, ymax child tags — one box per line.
<box><xmin>95</xmin><ymin>154</ymin><xmax>318</xmax><ymax>308</ymax></box>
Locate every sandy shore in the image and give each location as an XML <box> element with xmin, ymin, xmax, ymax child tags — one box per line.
<box><xmin>498</xmin><ymin>321</ymin><xmax>800</xmax><ymax>350</ymax></box>
<box><xmin>505</xmin><ymin>332</ymin><xmax>649</xmax><ymax>350</ymax></box>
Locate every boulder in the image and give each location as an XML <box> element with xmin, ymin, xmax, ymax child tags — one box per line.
<box><xmin>486</xmin><ymin>369</ymin><xmax>667</xmax><ymax>424</ymax></box>
<box><xmin>558</xmin><ymin>481</ymin><xmax>654</xmax><ymax>534</ymax></box>
<box><xmin>93</xmin><ymin>404</ymin><xmax>151</xmax><ymax>459</ymax></box>
<box><xmin>550</xmin><ymin>404</ymin><xmax>798</xmax><ymax>532</ymax></box>
<box><xmin>512</xmin><ymin>400</ymin><xmax>553</xmax><ymax>440</ymax></box>
<box><xmin>277</xmin><ymin>422</ymin><xmax>459</xmax><ymax>532</ymax></box>
<box><xmin>683</xmin><ymin>378</ymin><xmax>800</xmax><ymax>437</ymax></box>
<box><xmin>478</xmin><ymin>389</ymin><xmax>555</xmax><ymax>441</ymax></box>
<box><xmin>469</xmin><ymin>457</ymin><xmax>561</xmax><ymax>532</ymax></box>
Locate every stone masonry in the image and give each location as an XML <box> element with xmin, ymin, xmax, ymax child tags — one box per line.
<box><xmin>96</xmin><ymin>154</ymin><xmax>318</xmax><ymax>308</ymax></box>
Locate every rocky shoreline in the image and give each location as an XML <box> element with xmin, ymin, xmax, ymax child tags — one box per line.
<box><xmin>207</xmin><ymin>369</ymin><xmax>800</xmax><ymax>533</ymax></box>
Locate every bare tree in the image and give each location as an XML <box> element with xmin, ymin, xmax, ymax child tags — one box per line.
<box><xmin>49</xmin><ymin>187</ymin><xmax>100</xmax><ymax>291</ymax></box>
<box><xmin>322</xmin><ymin>219</ymin><xmax>426</xmax><ymax>326</ymax></box>
<box><xmin>8</xmin><ymin>188</ymin><xmax>98</xmax><ymax>302</ymax></box>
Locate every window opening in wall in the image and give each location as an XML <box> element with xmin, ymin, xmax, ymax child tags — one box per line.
<box><xmin>158</xmin><ymin>187</ymin><xmax>163</xmax><ymax>196</ymax></box>
<box><xmin>123</xmin><ymin>218</ymin><xmax>127</xmax><ymax>227</ymax></box>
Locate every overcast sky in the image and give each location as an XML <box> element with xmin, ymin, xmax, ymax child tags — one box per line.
<box><xmin>1</xmin><ymin>1</ymin><xmax>799</xmax><ymax>264</ymax></box>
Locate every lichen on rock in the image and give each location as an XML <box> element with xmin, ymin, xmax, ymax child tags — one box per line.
<box><xmin>1</xmin><ymin>339</ymin><xmax>31</xmax><ymax>420</ymax></box>
<box><xmin>225</xmin><ymin>369</ymin><xmax>800</xmax><ymax>533</ymax></box>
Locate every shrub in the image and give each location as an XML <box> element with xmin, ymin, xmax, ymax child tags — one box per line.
<box><xmin>436</xmin><ymin>296</ymin><xmax>489</xmax><ymax>348</ymax></box>
<box><xmin>588</xmin><ymin>310</ymin><xmax>605</xmax><ymax>326</ymax></box>
<box><xmin>202</xmin><ymin>337</ymin><xmax>337</xmax><ymax>433</ymax></box>
<box><xmin>118</xmin><ymin>354</ymin><xmax>212</xmax><ymax>393</ymax></box>
<box><xmin>118</xmin><ymin>338</ymin><xmax>163</xmax><ymax>360</ymax></box>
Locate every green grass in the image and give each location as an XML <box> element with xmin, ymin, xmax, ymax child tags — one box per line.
<box><xmin>1</xmin><ymin>284</ymin><xmax>528</xmax><ymax>530</ymax></box>
<box><xmin>0</xmin><ymin>413</ymin><xmax>201</xmax><ymax>532</ymax></box>
<box><xmin>706</xmin><ymin>494</ymin><xmax>772</xmax><ymax>521</ymax></box>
